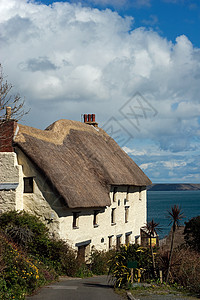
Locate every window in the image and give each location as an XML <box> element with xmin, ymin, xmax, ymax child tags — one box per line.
<box><xmin>113</xmin><ymin>186</ymin><xmax>118</xmax><ymax>202</ymax></box>
<box><xmin>126</xmin><ymin>186</ymin><xmax>130</xmax><ymax>201</ymax></box>
<box><xmin>93</xmin><ymin>210</ymin><xmax>99</xmax><ymax>227</ymax></box>
<box><xmin>125</xmin><ymin>232</ymin><xmax>132</xmax><ymax>245</ymax></box>
<box><xmin>116</xmin><ymin>235</ymin><xmax>122</xmax><ymax>250</ymax></box>
<box><xmin>139</xmin><ymin>186</ymin><xmax>142</xmax><ymax>200</ymax></box>
<box><xmin>24</xmin><ymin>177</ymin><xmax>33</xmax><ymax>193</ymax></box>
<box><xmin>111</xmin><ymin>208</ymin><xmax>116</xmax><ymax>225</ymax></box>
<box><xmin>108</xmin><ymin>236</ymin><xmax>113</xmax><ymax>249</ymax></box>
<box><xmin>72</xmin><ymin>212</ymin><xmax>79</xmax><ymax>229</ymax></box>
<box><xmin>125</xmin><ymin>206</ymin><xmax>129</xmax><ymax>223</ymax></box>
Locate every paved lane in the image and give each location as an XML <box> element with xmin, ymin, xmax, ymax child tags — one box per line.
<box><xmin>27</xmin><ymin>275</ymin><xmax>123</xmax><ymax>300</ymax></box>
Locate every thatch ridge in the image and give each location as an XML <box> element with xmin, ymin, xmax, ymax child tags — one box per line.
<box><xmin>14</xmin><ymin>119</ymin><xmax>151</xmax><ymax>208</ymax></box>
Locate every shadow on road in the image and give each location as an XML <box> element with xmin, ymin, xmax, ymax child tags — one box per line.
<box><xmin>83</xmin><ymin>282</ymin><xmax>114</xmax><ymax>289</ymax></box>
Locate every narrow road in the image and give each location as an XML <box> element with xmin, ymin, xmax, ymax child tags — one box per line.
<box><xmin>26</xmin><ymin>275</ymin><xmax>123</xmax><ymax>300</ymax></box>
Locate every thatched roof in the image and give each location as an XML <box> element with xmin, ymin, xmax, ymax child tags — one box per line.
<box><xmin>14</xmin><ymin>119</ymin><xmax>151</xmax><ymax>208</ymax></box>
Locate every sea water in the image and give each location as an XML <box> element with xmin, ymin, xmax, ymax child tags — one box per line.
<box><xmin>147</xmin><ymin>190</ymin><xmax>200</xmax><ymax>239</ymax></box>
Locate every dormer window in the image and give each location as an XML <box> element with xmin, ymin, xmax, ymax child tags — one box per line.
<box><xmin>24</xmin><ymin>177</ymin><xmax>33</xmax><ymax>193</ymax></box>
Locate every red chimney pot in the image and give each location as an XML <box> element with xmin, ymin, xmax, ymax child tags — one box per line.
<box><xmin>88</xmin><ymin>114</ymin><xmax>92</xmax><ymax>122</ymax></box>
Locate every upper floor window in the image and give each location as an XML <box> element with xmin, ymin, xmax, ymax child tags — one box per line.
<box><xmin>72</xmin><ymin>212</ymin><xmax>79</xmax><ymax>229</ymax></box>
<box><xmin>111</xmin><ymin>208</ymin><xmax>116</xmax><ymax>225</ymax></box>
<box><xmin>126</xmin><ymin>186</ymin><xmax>130</xmax><ymax>201</ymax></box>
<box><xmin>93</xmin><ymin>210</ymin><xmax>99</xmax><ymax>227</ymax></box>
<box><xmin>125</xmin><ymin>206</ymin><xmax>129</xmax><ymax>223</ymax></box>
<box><xmin>113</xmin><ymin>186</ymin><xmax>118</xmax><ymax>202</ymax></box>
<box><xmin>139</xmin><ymin>186</ymin><xmax>142</xmax><ymax>200</ymax></box>
<box><xmin>24</xmin><ymin>177</ymin><xmax>33</xmax><ymax>193</ymax></box>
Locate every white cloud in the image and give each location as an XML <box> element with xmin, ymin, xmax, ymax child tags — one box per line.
<box><xmin>1</xmin><ymin>0</ymin><xmax>200</xmax><ymax>183</ymax></box>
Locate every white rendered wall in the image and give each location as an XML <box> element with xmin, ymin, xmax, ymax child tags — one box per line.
<box><xmin>59</xmin><ymin>185</ymin><xmax>147</xmax><ymax>251</ymax></box>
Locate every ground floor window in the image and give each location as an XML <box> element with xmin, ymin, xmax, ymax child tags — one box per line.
<box><xmin>116</xmin><ymin>235</ymin><xmax>122</xmax><ymax>250</ymax></box>
<box><xmin>125</xmin><ymin>232</ymin><xmax>132</xmax><ymax>245</ymax></box>
<box><xmin>108</xmin><ymin>235</ymin><xmax>113</xmax><ymax>249</ymax></box>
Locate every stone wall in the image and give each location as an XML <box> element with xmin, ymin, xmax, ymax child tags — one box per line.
<box><xmin>0</xmin><ymin>152</ymin><xmax>23</xmax><ymax>212</ymax></box>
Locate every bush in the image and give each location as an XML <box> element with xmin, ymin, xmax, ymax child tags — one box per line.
<box><xmin>184</xmin><ymin>216</ymin><xmax>200</xmax><ymax>252</ymax></box>
<box><xmin>0</xmin><ymin>233</ymin><xmax>57</xmax><ymax>299</ymax></box>
<box><xmin>0</xmin><ymin>210</ymin><xmax>78</xmax><ymax>276</ymax></box>
<box><xmin>90</xmin><ymin>247</ymin><xmax>112</xmax><ymax>275</ymax></box>
<box><xmin>0</xmin><ymin>210</ymin><xmax>49</xmax><ymax>256</ymax></box>
<box><xmin>169</xmin><ymin>247</ymin><xmax>200</xmax><ymax>295</ymax></box>
<box><xmin>108</xmin><ymin>244</ymin><xmax>153</xmax><ymax>288</ymax></box>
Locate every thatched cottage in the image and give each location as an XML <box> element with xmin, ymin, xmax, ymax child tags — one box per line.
<box><xmin>0</xmin><ymin>112</ymin><xmax>151</xmax><ymax>260</ymax></box>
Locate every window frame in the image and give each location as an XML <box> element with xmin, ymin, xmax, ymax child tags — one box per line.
<box><xmin>93</xmin><ymin>210</ymin><xmax>100</xmax><ymax>227</ymax></box>
<box><xmin>111</xmin><ymin>208</ymin><xmax>116</xmax><ymax>225</ymax></box>
<box><xmin>125</xmin><ymin>206</ymin><xmax>129</xmax><ymax>223</ymax></box>
<box><xmin>23</xmin><ymin>177</ymin><xmax>34</xmax><ymax>193</ymax></box>
<box><xmin>113</xmin><ymin>186</ymin><xmax>118</xmax><ymax>202</ymax></box>
<box><xmin>72</xmin><ymin>212</ymin><xmax>79</xmax><ymax>229</ymax></box>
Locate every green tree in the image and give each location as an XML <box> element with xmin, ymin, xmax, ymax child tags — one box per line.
<box><xmin>184</xmin><ymin>216</ymin><xmax>200</xmax><ymax>252</ymax></box>
<box><xmin>166</xmin><ymin>205</ymin><xmax>184</xmax><ymax>283</ymax></box>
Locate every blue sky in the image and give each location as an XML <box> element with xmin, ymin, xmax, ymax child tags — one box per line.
<box><xmin>0</xmin><ymin>0</ymin><xmax>200</xmax><ymax>183</ymax></box>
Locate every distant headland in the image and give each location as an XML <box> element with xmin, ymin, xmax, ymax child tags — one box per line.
<box><xmin>147</xmin><ymin>183</ymin><xmax>200</xmax><ymax>191</ymax></box>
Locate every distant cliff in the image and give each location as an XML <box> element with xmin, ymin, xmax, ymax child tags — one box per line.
<box><xmin>147</xmin><ymin>183</ymin><xmax>200</xmax><ymax>191</ymax></box>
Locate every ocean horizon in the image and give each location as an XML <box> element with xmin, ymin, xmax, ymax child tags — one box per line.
<box><xmin>147</xmin><ymin>190</ymin><xmax>200</xmax><ymax>239</ymax></box>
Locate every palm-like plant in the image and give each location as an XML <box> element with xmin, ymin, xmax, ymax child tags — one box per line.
<box><xmin>166</xmin><ymin>205</ymin><xmax>184</xmax><ymax>283</ymax></box>
<box><xmin>145</xmin><ymin>219</ymin><xmax>161</xmax><ymax>278</ymax></box>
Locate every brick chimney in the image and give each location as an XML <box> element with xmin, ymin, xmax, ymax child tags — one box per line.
<box><xmin>83</xmin><ymin>114</ymin><xmax>98</xmax><ymax>127</ymax></box>
<box><xmin>0</xmin><ymin>107</ymin><xmax>18</xmax><ymax>152</ymax></box>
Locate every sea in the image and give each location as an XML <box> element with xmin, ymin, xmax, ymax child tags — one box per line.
<box><xmin>147</xmin><ymin>190</ymin><xmax>200</xmax><ymax>239</ymax></box>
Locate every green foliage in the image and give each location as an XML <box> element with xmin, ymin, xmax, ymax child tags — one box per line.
<box><xmin>108</xmin><ymin>244</ymin><xmax>153</xmax><ymax>288</ymax></box>
<box><xmin>5</xmin><ymin>224</ymin><xmax>34</xmax><ymax>247</ymax></box>
<box><xmin>90</xmin><ymin>247</ymin><xmax>113</xmax><ymax>275</ymax></box>
<box><xmin>0</xmin><ymin>210</ymin><xmax>48</xmax><ymax>255</ymax></box>
<box><xmin>0</xmin><ymin>233</ymin><xmax>57</xmax><ymax>299</ymax></box>
<box><xmin>184</xmin><ymin>216</ymin><xmax>200</xmax><ymax>252</ymax></box>
<box><xmin>0</xmin><ymin>210</ymin><xmax>78</xmax><ymax>276</ymax></box>
<box><xmin>75</xmin><ymin>263</ymin><xmax>93</xmax><ymax>278</ymax></box>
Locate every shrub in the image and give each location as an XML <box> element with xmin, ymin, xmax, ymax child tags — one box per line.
<box><xmin>90</xmin><ymin>247</ymin><xmax>114</xmax><ymax>275</ymax></box>
<box><xmin>170</xmin><ymin>247</ymin><xmax>200</xmax><ymax>294</ymax></box>
<box><xmin>108</xmin><ymin>244</ymin><xmax>153</xmax><ymax>287</ymax></box>
<box><xmin>0</xmin><ymin>232</ymin><xmax>57</xmax><ymax>299</ymax></box>
<box><xmin>184</xmin><ymin>216</ymin><xmax>200</xmax><ymax>252</ymax></box>
<box><xmin>0</xmin><ymin>210</ymin><xmax>78</xmax><ymax>276</ymax></box>
<box><xmin>75</xmin><ymin>263</ymin><xmax>93</xmax><ymax>278</ymax></box>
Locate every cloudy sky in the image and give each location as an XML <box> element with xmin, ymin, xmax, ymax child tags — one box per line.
<box><xmin>1</xmin><ymin>0</ymin><xmax>200</xmax><ymax>183</ymax></box>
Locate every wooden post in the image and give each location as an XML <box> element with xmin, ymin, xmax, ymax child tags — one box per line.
<box><xmin>159</xmin><ymin>270</ymin><xmax>163</xmax><ymax>283</ymax></box>
<box><xmin>131</xmin><ymin>268</ymin><xmax>133</xmax><ymax>283</ymax></box>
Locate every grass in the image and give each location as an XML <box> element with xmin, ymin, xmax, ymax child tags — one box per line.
<box><xmin>115</xmin><ymin>283</ymin><xmax>200</xmax><ymax>299</ymax></box>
